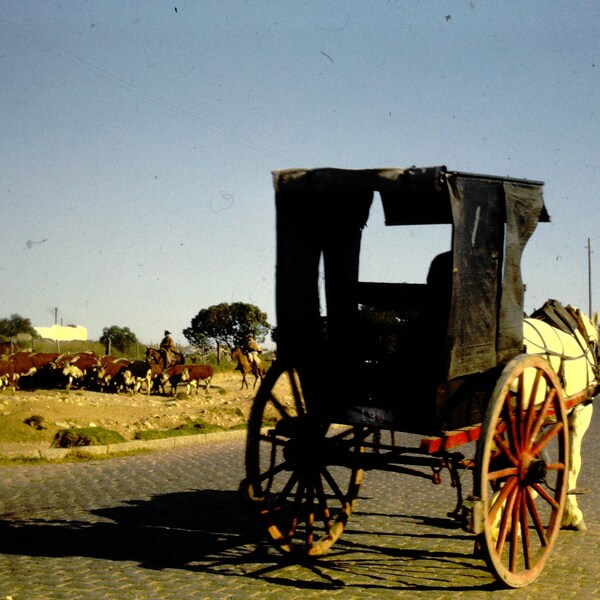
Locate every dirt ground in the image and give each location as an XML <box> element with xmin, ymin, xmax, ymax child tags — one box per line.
<box><xmin>0</xmin><ymin>371</ymin><xmax>257</xmax><ymax>449</ymax></box>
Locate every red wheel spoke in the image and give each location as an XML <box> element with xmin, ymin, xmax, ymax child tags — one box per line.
<box><xmin>529</xmin><ymin>388</ymin><xmax>556</xmax><ymax>444</ymax></box>
<box><xmin>503</xmin><ymin>392</ymin><xmax>521</xmax><ymax>456</ymax></box>
<box><xmin>314</xmin><ymin>474</ymin><xmax>333</xmax><ymax>532</ymax></box>
<box><xmin>532</xmin><ymin>483</ymin><xmax>560</xmax><ymax>511</ymax></box>
<box><xmin>321</xmin><ymin>466</ymin><xmax>346</xmax><ymax>504</ymax></box>
<box><xmin>268</xmin><ymin>392</ymin><xmax>293</xmax><ymax>420</ymax></box>
<box><xmin>495</xmin><ymin>482</ymin><xmax>519</xmax><ymax>556</ymax></box>
<box><xmin>258</xmin><ymin>458</ymin><xmax>291</xmax><ymax>491</ymax></box>
<box><xmin>304</xmin><ymin>480</ymin><xmax>315</xmax><ymax>548</ymax></box>
<box><xmin>487</xmin><ymin>467</ymin><xmax>518</xmax><ymax>482</ymax></box>
<box><xmin>517</xmin><ymin>372</ymin><xmax>526</xmax><ymax>445</ymax></box>
<box><xmin>268</xmin><ymin>471</ymin><xmax>299</xmax><ymax>512</ymax></box>
<box><xmin>524</xmin><ymin>369</ymin><xmax>543</xmax><ymax>443</ymax></box>
<box><xmin>488</xmin><ymin>477</ymin><xmax>518</xmax><ymax>524</ymax></box>
<box><xmin>259</xmin><ymin>432</ymin><xmax>288</xmax><ymax>446</ymax></box>
<box><xmin>524</xmin><ymin>487</ymin><xmax>548</xmax><ymax>546</ymax></box>
<box><xmin>493</xmin><ymin>432</ymin><xmax>519</xmax><ymax>466</ymax></box>
<box><xmin>530</xmin><ymin>422</ymin><xmax>564</xmax><ymax>457</ymax></box>
<box><xmin>288</xmin><ymin>479</ymin><xmax>307</xmax><ymax>538</ymax></box>
<box><xmin>520</xmin><ymin>489</ymin><xmax>532</xmax><ymax>570</ymax></box>
<box><xmin>509</xmin><ymin>489</ymin><xmax>522</xmax><ymax>573</ymax></box>
<box><xmin>545</xmin><ymin>462</ymin><xmax>566</xmax><ymax>472</ymax></box>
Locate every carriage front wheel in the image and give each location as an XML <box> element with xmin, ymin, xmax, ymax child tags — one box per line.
<box><xmin>240</xmin><ymin>361</ymin><xmax>364</xmax><ymax>556</ymax></box>
<box><xmin>474</xmin><ymin>354</ymin><xmax>569</xmax><ymax>588</ymax></box>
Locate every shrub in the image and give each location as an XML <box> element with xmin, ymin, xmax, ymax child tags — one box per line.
<box><xmin>52</xmin><ymin>427</ymin><xmax>126</xmax><ymax>448</ymax></box>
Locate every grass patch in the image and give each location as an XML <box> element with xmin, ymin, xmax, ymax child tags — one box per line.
<box><xmin>0</xmin><ymin>448</ymin><xmax>151</xmax><ymax>465</ymax></box>
<box><xmin>228</xmin><ymin>422</ymin><xmax>248</xmax><ymax>431</ymax></box>
<box><xmin>134</xmin><ymin>419</ymin><xmax>225</xmax><ymax>440</ymax></box>
<box><xmin>52</xmin><ymin>427</ymin><xmax>126</xmax><ymax>448</ymax></box>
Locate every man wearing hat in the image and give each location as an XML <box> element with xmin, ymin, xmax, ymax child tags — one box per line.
<box><xmin>245</xmin><ymin>334</ymin><xmax>262</xmax><ymax>367</ymax></box>
<box><xmin>160</xmin><ymin>330</ymin><xmax>176</xmax><ymax>367</ymax></box>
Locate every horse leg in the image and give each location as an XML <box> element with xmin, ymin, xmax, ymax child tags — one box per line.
<box><xmin>240</xmin><ymin>371</ymin><xmax>248</xmax><ymax>390</ymax></box>
<box><xmin>562</xmin><ymin>402</ymin><xmax>593</xmax><ymax>530</ymax></box>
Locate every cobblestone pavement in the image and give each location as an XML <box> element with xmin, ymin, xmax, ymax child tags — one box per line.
<box><xmin>0</xmin><ymin>409</ymin><xmax>598</xmax><ymax>600</ymax></box>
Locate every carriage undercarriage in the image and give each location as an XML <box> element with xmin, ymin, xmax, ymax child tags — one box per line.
<box><xmin>240</xmin><ymin>166</ymin><xmax>599</xmax><ymax>588</ymax></box>
<box><xmin>240</xmin><ymin>357</ymin><xmax>596</xmax><ymax>588</ymax></box>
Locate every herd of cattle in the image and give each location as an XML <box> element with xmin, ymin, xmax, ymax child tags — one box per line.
<box><xmin>0</xmin><ymin>350</ymin><xmax>214</xmax><ymax>396</ymax></box>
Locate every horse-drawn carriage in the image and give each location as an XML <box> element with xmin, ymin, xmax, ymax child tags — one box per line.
<box><xmin>239</xmin><ymin>166</ymin><xmax>599</xmax><ymax>588</ymax></box>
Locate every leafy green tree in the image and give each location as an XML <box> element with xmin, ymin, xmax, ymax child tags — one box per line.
<box><xmin>183</xmin><ymin>302</ymin><xmax>270</xmax><ymax>350</ymax></box>
<box><xmin>100</xmin><ymin>325</ymin><xmax>138</xmax><ymax>353</ymax></box>
<box><xmin>0</xmin><ymin>313</ymin><xmax>38</xmax><ymax>339</ymax></box>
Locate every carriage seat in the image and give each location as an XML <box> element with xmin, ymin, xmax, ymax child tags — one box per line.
<box><xmin>355</xmin><ymin>252</ymin><xmax>453</xmax><ymax>377</ymax></box>
<box><xmin>355</xmin><ymin>281</ymin><xmax>428</xmax><ymax>365</ymax></box>
<box><xmin>356</xmin><ymin>281</ymin><xmax>427</xmax><ymax>313</ymax></box>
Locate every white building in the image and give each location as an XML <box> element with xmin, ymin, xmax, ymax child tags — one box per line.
<box><xmin>34</xmin><ymin>324</ymin><xmax>88</xmax><ymax>341</ymax></box>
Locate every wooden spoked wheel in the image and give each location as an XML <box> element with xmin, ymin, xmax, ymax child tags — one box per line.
<box><xmin>475</xmin><ymin>354</ymin><xmax>569</xmax><ymax>588</ymax></box>
<box><xmin>240</xmin><ymin>361</ymin><xmax>364</xmax><ymax>556</ymax></box>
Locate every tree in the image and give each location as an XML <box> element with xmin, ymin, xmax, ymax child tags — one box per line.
<box><xmin>100</xmin><ymin>325</ymin><xmax>138</xmax><ymax>353</ymax></box>
<box><xmin>0</xmin><ymin>313</ymin><xmax>38</xmax><ymax>339</ymax></box>
<box><xmin>183</xmin><ymin>302</ymin><xmax>271</xmax><ymax>351</ymax></box>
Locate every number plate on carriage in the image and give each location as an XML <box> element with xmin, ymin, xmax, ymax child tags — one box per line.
<box><xmin>347</xmin><ymin>406</ymin><xmax>394</xmax><ymax>426</ymax></box>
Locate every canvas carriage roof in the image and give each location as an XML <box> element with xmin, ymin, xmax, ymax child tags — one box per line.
<box><xmin>273</xmin><ymin>166</ymin><xmax>549</xmax><ymax>225</ymax></box>
<box><xmin>273</xmin><ymin>166</ymin><xmax>549</xmax><ymax>380</ymax></box>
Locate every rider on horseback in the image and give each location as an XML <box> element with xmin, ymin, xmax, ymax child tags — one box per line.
<box><xmin>160</xmin><ymin>330</ymin><xmax>177</xmax><ymax>367</ymax></box>
<box><xmin>245</xmin><ymin>334</ymin><xmax>262</xmax><ymax>367</ymax></box>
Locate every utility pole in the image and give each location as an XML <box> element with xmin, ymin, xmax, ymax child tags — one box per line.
<box><xmin>588</xmin><ymin>237</ymin><xmax>592</xmax><ymax>317</ymax></box>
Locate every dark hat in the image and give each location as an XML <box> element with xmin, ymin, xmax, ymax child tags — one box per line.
<box><xmin>164</xmin><ymin>330</ymin><xmax>171</xmax><ymax>335</ymax></box>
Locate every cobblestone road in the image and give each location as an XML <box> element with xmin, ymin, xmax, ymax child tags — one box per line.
<box><xmin>0</xmin><ymin>409</ymin><xmax>598</xmax><ymax>600</ymax></box>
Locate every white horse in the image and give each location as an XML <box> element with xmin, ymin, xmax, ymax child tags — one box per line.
<box><xmin>522</xmin><ymin>302</ymin><xmax>599</xmax><ymax>530</ymax></box>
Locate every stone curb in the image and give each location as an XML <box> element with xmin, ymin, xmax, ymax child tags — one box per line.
<box><xmin>0</xmin><ymin>428</ymin><xmax>248</xmax><ymax>460</ymax></box>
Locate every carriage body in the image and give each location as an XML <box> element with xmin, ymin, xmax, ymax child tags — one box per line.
<box><xmin>274</xmin><ymin>166</ymin><xmax>548</xmax><ymax>434</ymax></box>
<box><xmin>242</xmin><ymin>165</ymin><xmax>597</xmax><ymax>588</ymax></box>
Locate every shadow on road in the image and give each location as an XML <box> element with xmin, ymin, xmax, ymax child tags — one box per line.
<box><xmin>0</xmin><ymin>489</ymin><xmax>261</xmax><ymax>569</ymax></box>
<box><xmin>0</xmin><ymin>489</ymin><xmax>499</xmax><ymax>592</ymax></box>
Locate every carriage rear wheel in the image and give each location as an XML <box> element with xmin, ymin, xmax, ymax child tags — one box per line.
<box><xmin>475</xmin><ymin>354</ymin><xmax>569</xmax><ymax>588</ymax></box>
<box><xmin>240</xmin><ymin>361</ymin><xmax>364</xmax><ymax>556</ymax></box>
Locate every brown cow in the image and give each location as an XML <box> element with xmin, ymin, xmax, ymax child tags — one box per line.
<box><xmin>160</xmin><ymin>365</ymin><xmax>190</xmax><ymax>396</ymax></box>
<box><xmin>8</xmin><ymin>352</ymin><xmax>61</xmax><ymax>390</ymax></box>
<box><xmin>0</xmin><ymin>340</ymin><xmax>17</xmax><ymax>356</ymax></box>
<box><xmin>116</xmin><ymin>360</ymin><xmax>152</xmax><ymax>395</ymax></box>
<box><xmin>8</xmin><ymin>352</ymin><xmax>58</xmax><ymax>390</ymax></box>
<box><xmin>0</xmin><ymin>359</ymin><xmax>15</xmax><ymax>391</ymax></box>
<box><xmin>58</xmin><ymin>351</ymin><xmax>101</xmax><ymax>390</ymax></box>
<box><xmin>148</xmin><ymin>362</ymin><xmax>165</xmax><ymax>394</ymax></box>
<box><xmin>184</xmin><ymin>364</ymin><xmax>214</xmax><ymax>395</ymax></box>
<box><xmin>96</xmin><ymin>358</ymin><xmax>130</xmax><ymax>392</ymax></box>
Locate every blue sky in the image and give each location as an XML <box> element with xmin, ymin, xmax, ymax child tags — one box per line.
<box><xmin>1</xmin><ymin>1</ymin><xmax>599</xmax><ymax>345</ymax></box>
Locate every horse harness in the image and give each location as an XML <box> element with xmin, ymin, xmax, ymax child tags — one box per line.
<box><xmin>529</xmin><ymin>299</ymin><xmax>600</xmax><ymax>386</ymax></box>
